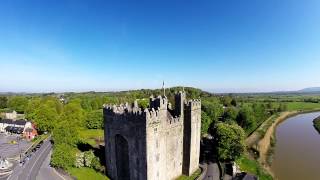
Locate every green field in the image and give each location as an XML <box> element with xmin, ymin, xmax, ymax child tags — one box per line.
<box><xmin>286</xmin><ymin>102</ymin><xmax>320</xmax><ymax>111</ymax></box>
<box><xmin>69</xmin><ymin>167</ymin><xmax>109</xmax><ymax>180</ymax></box>
<box><xmin>79</xmin><ymin>129</ymin><xmax>104</xmax><ymax>146</ymax></box>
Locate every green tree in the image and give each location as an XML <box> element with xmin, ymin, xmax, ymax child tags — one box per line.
<box><xmin>86</xmin><ymin>110</ymin><xmax>103</xmax><ymax>129</ymax></box>
<box><xmin>138</xmin><ymin>99</ymin><xmax>149</xmax><ymax>109</ymax></box>
<box><xmin>231</xmin><ymin>98</ymin><xmax>237</xmax><ymax>107</ymax></box>
<box><xmin>51</xmin><ymin>143</ymin><xmax>76</xmax><ymax>169</ymax></box>
<box><xmin>202</xmin><ymin>99</ymin><xmax>223</xmax><ymax>122</ymax></box>
<box><xmin>8</xmin><ymin>96</ymin><xmax>28</xmax><ymax>113</ymax></box>
<box><xmin>63</xmin><ymin>101</ymin><xmax>85</xmax><ymax>127</ymax></box>
<box><xmin>201</xmin><ymin>111</ymin><xmax>212</xmax><ymax>135</ymax></box>
<box><xmin>25</xmin><ymin>98</ymin><xmax>41</xmax><ymax>120</ymax></box>
<box><xmin>223</xmin><ymin>107</ymin><xmax>239</xmax><ymax>122</ymax></box>
<box><xmin>213</xmin><ymin>122</ymin><xmax>246</xmax><ymax>161</ymax></box>
<box><xmin>0</xmin><ymin>96</ymin><xmax>8</xmax><ymax>109</ymax></box>
<box><xmin>53</xmin><ymin>119</ymin><xmax>79</xmax><ymax>146</ymax></box>
<box><xmin>278</xmin><ymin>103</ymin><xmax>288</xmax><ymax>112</ymax></box>
<box><xmin>34</xmin><ymin>104</ymin><xmax>59</xmax><ymax>132</ymax></box>
<box><xmin>236</xmin><ymin>105</ymin><xmax>256</xmax><ymax>132</ymax></box>
<box><xmin>221</xmin><ymin>96</ymin><xmax>233</xmax><ymax>107</ymax></box>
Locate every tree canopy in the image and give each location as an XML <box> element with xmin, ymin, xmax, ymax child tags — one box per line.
<box><xmin>213</xmin><ymin>122</ymin><xmax>246</xmax><ymax>161</ymax></box>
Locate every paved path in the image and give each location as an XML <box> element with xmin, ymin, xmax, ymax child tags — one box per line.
<box><xmin>202</xmin><ymin>162</ymin><xmax>220</xmax><ymax>180</ymax></box>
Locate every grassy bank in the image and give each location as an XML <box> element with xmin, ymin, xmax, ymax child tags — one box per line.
<box><xmin>313</xmin><ymin>116</ymin><xmax>320</xmax><ymax>133</ymax></box>
<box><xmin>69</xmin><ymin>167</ymin><xmax>109</xmax><ymax>180</ymax></box>
<box><xmin>236</xmin><ymin>155</ymin><xmax>272</xmax><ymax>180</ymax></box>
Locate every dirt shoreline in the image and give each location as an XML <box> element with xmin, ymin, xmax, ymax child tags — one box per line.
<box><xmin>246</xmin><ymin>109</ymin><xmax>320</xmax><ymax>178</ymax></box>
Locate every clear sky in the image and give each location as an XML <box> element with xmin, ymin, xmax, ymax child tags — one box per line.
<box><xmin>0</xmin><ymin>0</ymin><xmax>320</xmax><ymax>93</ymax></box>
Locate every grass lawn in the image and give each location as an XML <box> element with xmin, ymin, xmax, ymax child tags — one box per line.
<box><xmin>69</xmin><ymin>167</ymin><xmax>109</xmax><ymax>180</ymax></box>
<box><xmin>236</xmin><ymin>155</ymin><xmax>272</xmax><ymax>180</ymax></box>
<box><xmin>176</xmin><ymin>169</ymin><xmax>201</xmax><ymax>180</ymax></box>
<box><xmin>79</xmin><ymin>129</ymin><xmax>104</xmax><ymax>147</ymax></box>
<box><xmin>286</xmin><ymin>102</ymin><xmax>320</xmax><ymax>111</ymax></box>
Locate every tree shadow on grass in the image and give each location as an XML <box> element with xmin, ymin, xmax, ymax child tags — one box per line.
<box><xmin>77</xmin><ymin>142</ymin><xmax>106</xmax><ymax>166</ymax></box>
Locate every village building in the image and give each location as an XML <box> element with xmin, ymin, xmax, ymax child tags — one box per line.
<box><xmin>0</xmin><ymin>119</ymin><xmax>38</xmax><ymax>140</ymax></box>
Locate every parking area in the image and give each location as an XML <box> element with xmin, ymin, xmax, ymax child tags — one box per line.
<box><xmin>0</xmin><ymin>133</ymin><xmax>31</xmax><ymax>159</ymax></box>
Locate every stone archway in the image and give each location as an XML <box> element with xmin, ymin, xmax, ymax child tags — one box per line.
<box><xmin>115</xmin><ymin>134</ymin><xmax>130</xmax><ymax>180</ymax></box>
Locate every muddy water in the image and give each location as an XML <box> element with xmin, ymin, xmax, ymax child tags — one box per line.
<box><xmin>271</xmin><ymin>112</ymin><xmax>320</xmax><ymax>180</ymax></box>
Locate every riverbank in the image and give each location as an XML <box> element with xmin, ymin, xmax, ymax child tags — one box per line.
<box><xmin>245</xmin><ymin>109</ymin><xmax>320</xmax><ymax>178</ymax></box>
<box><xmin>313</xmin><ymin>116</ymin><xmax>320</xmax><ymax>133</ymax></box>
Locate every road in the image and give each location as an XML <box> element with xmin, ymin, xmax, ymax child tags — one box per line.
<box><xmin>36</xmin><ymin>150</ymin><xmax>65</xmax><ymax>180</ymax></box>
<box><xmin>8</xmin><ymin>139</ymin><xmax>63</xmax><ymax>180</ymax></box>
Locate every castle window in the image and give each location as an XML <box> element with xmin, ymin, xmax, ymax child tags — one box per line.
<box><xmin>156</xmin><ymin>140</ymin><xmax>159</xmax><ymax>148</ymax></box>
<box><xmin>154</xmin><ymin>128</ymin><xmax>157</xmax><ymax>133</ymax></box>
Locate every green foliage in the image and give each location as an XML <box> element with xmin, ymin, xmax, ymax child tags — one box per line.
<box><xmin>0</xmin><ymin>96</ymin><xmax>8</xmax><ymax>109</ymax></box>
<box><xmin>231</xmin><ymin>98</ymin><xmax>237</xmax><ymax>106</ymax></box>
<box><xmin>202</xmin><ymin>98</ymin><xmax>223</xmax><ymax>122</ymax></box>
<box><xmin>213</xmin><ymin>123</ymin><xmax>246</xmax><ymax>161</ymax></box>
<box><xmin>86</xmin><ymin>110</ymin><xmax>103</xmax><ymax>129</ymax></box>
<box><xmin>34</xmin><ymin>104</ymin><xmax>59</xmax><ymax>132</ymax></box>
<box><xmin>236</xmin><ymin>105</ymin><xmax>256</xmax><ymax>133</ymax></box>
<box><xmin>84</xmin><ymin>150</ymin><xmax>95</xmax><ymax>167</ymax></box>
<box><xmin>51</xmin><ymin>143</ymin><xmax>76</xmax><ymax>169</ymax></box>
<box><xmin>63</xmin><ymin>101</ymin><xmax>86</xmax><ymax>127</ymax></box>
<box><xmin>53</xmin><ymin>120</ymin><xmax>80</xmax><ymax>147</ymax></box>
<box><xmin>201</xmin><ymin>111</ymin><xmax>212</xmax><ymax>135</ymax></box>
<box><xmin>236</xmin><ymin>155</ymin><xmax>273</xmax><ymax>180</ymax></box>
<box><xmin>25</xmin><ymin>98</ymin><xmax>41</xmax><ymax>120</ymax></box>
<box><xmin>8</xmin><ymin>96</ymin><xmax>28</xmax><ymax>113</ymax></box>
<box><xmin>277</xmin><ymin>103</ymin><xmax>288</xmax><ymax>112</ymax></box>
<box><xmin>313</xmin><ymin>116</ymin><xmax>320</xmax><ymax>133</ymax></box>
<box><xmin>137</xmin><ymin>99</ymin><xmax>149</xmax><ymax>109</ymax></box>
<box><xmin>223</xmin><ymin>107</ymin><xmax>239</xmax><ymax>122</ymax></box>
<box><xmin>221</xmin><ymin>96</ymin><xmax>233</xmax><ymax>107</ymax></box>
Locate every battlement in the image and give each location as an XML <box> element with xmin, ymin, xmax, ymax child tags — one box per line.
<box><xmin>103</xmin><ymin>92</ymin><xmax>201</xmax><ymax>126</ymax></box>
<box><xmin>103</xmin><ymin>103</ymin><xmax>145</xmax><ymax>116</ymax></box>
<box><xmin>185</xmin><ymin>99</ymin><xmax>201</xmax><ymax>110</ymax></box>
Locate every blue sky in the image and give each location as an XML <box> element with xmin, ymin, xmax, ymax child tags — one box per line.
<box><xmin>0</xmin><ymin>0</ymin><xmax>320</xmax><ymax>93</ymax></box>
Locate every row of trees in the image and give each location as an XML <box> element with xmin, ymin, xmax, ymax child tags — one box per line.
<box><xmin>201</xmin><ymin>96</ymin><xmax>290</xmax><ymax>161</ymax></box>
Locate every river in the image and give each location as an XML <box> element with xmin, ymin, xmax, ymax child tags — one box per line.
<box><xmin>271</xmin><ymin>112</ymin><xmax>320</xmax><ymax>180</ymax></box>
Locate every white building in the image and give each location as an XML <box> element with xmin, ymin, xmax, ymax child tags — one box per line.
<box><xmin>4</xmin><ymin>111</ymin><xmax>17</xmax><ymax>120</ymax></box>
<box><xmin>0</xmin><ymin>119</ymin><xmax>32</xmax><ymax>134</ymax></box>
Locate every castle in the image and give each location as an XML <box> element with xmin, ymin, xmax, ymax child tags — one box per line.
<box><xmin>103</xmin><ymin>91</ymin><xmax>201</xmax><ymax>180</ymax></box>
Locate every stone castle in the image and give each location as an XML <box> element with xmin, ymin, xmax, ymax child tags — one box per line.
<box><xmin>103</xmin><ymin>91</ymin><xmax>201</xmax><ymax>180</ymax></box>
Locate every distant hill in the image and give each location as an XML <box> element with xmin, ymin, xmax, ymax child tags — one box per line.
<box><xmin>298</xmin><ymin>87</ymin><xmax>320</xmax><ymax>93</ymax></box>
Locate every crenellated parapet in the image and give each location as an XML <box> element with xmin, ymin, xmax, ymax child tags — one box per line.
<box><xmin>185</xmin><ymin>99</ymin><xmax>201</xmax><ymax>110</ymax></box>
<box><xmin>103</xmin><ymin>102</ymin><xmax>147</xmax><ymax>124</ymax></box>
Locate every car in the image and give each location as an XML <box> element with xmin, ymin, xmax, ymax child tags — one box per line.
<box><xmin>36</xmin><ymin>144</ymin><xmax>41</xmax><ymax>149</ymax></box>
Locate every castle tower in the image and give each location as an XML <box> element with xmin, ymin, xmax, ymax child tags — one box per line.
<box><xmin>183</xmin><ymin>99</ymin><xmax>201</xmax><ymax>175</ymax></box>
<box><xmin>103</xmin><ymin>92</ymin><xmax>201</xmax><ymax>180</ymax></box>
